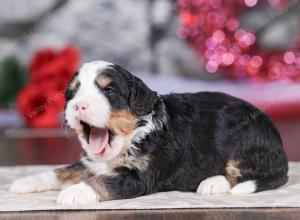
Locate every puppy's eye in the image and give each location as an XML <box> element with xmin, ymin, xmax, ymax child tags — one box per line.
<box><xmin>102</xmin><ymin>87</ymin><xmax>114</xmax><ymax>94</ymax></box>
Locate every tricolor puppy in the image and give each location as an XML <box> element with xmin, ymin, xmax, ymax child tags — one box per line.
<box><xmin>10</xmin><ymin>61</ymin><xmax>288</xmax><ymax>205</ymax></box>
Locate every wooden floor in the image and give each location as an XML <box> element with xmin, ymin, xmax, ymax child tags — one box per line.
<box><xmin>1</xmin><ymin>208</ymin><xmax>300</xmax><ymax>220</ymax></box>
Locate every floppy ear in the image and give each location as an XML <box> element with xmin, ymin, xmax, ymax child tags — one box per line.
<box><xmin>129</xmin><ymin>76</ymin><xmax>158</xmax><ymax>117</ymax></box>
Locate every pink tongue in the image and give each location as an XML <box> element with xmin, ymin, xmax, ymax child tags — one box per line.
<box><xmin>89</xmin><ymin>127</ymin><xmax>109</xmax><ymax>154</ymax></box>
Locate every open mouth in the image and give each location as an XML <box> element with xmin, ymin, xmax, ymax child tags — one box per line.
<box><xmin>80</xmin><ymin>121</ymin><xmax>113</xmax><ymax>157</ymax></box>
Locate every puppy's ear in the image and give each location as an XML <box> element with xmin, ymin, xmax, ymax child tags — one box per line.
<box><xmin>129</xmin><ymin>76</ymin><xmax>158</xmax><ymax>117</ymax></box>
<box><xmin>112</xmin><ymin>64</ymin><xmax>158</xmax><ymax>117</ymax></box>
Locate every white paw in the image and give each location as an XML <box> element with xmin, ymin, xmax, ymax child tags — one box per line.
<box><xmin>57</xmin><ymin>182</ymin><xmax>98</xmax><ymax>206</ymax></box>
<box><xmin>197</xmin><ymin>175</ymin><xmax>231</xmax><ymax>195</ymax></box>
<box><xmin>9</xmin><ymin>171</ymin><xmax>61</xmax><ymax>194</ymax></box>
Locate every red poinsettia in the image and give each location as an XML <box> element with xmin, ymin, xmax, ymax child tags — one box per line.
<box><xmin>29</xmin><ymin>46</ymin><xmax>79</xmax><ymax>89</ymax></box>
<box><xmin>17</xmin><ymin>46</ymin><xmax>80</xmax><ymax>128</ymax></box>
<box><xmin>17</xmin><ymin>82</ymin><xmax>65</xmax><ymax>128</ymax></box>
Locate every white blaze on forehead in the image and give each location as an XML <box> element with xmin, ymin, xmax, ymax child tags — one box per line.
<box><xmin>78</xmin><ymin>61</ymin><xmax>113</xmax><ymax>90</ymax></box>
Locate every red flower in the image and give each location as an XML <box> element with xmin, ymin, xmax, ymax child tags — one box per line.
<box><xmin>17</xmin><ymin>82</ymin><xmax>65</xmax><ymax>128</ymax></box>
<box><xmin>17</xmin><ymin>45</ymin><xmax>80</xmax><ymax>128</ymax></box>
<box><xmin>29</xmin><ymin>46</ymin><xmax>79</xmax><ymax>89</ymax></box>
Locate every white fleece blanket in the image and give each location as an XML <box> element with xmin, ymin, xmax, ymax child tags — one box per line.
<box><xmin>0</xmin><ymin>163</ymin><xmax>299</xmax><ymax>211</ymax></box>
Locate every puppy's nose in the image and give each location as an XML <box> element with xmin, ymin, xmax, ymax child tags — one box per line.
<box><xmin>74</xmin><ymin>102</ymin><xmax>89</xmax><ymax>112</ymax></box>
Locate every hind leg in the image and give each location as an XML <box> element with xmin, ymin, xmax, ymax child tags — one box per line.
<box><xmin>225</xmin><ymin>157</ymin><xmax>288</xmax><ymax>194</ymax></box>
<box><xmin>225</xmin><ymin>159</ymin><xmax>257</xmax><ymax>194</ymax></box>
<box><xmin>196</xmin><ymin>175</ymin><xmax>231</xmax><ymax>195</ymax></box>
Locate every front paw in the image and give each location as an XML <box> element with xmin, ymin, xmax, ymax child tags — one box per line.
<box><xmin>57</xmin><ymin>182</ymin><xmax>98</xmax><ymax>206</ymax></box>
<box><xmin>9</xmin><ymin>171</ymin><xmax>60</xmax><ymax>194</ymax></box>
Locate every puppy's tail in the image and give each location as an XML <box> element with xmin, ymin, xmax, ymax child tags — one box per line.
<box><xmin>256</xmin><ymin>173</ymin><xmax>288</xmax><ymax>192</ymax></box>
<box><xmin>229</xmin><ymin>173</ymin><xmax>288</xmax><ymax>195</ymax></box>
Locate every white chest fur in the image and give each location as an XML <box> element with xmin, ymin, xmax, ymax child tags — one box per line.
<box><xmin>81</xmin><ymin>158</ymin><xmax>113</xmax><ymax>175</ymax></box>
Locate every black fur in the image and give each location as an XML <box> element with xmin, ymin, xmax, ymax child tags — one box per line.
<box><xmin>66</xmin><ymin>64</ymin><xmax>289</xmax><ymax>200</ymax></box>
<box><xmin>65</xmin><ymin>71</ymin><xmax>79</xmax><ymax>102</ymax></box>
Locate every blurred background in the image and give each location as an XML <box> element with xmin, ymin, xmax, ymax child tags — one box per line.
<box><xmin>0</xmin><ymin>0</ymin><xmax>299</xmax><ymax>165</ymax></box>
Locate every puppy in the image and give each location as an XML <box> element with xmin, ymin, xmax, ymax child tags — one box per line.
<box><xmin>10</xmin><ymin>61</ymin><xmax>288</xmax><ymax>205</ymax></box>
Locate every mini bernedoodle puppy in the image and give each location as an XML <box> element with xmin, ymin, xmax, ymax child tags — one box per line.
<box><xmin>10</xmin><ymin>61</ymin><xmax>288</xmax><ymax>205</ymax></box>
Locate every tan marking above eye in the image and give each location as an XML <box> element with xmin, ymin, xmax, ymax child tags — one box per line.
<box><xmin>107</xmin><ymin>109</ymin><xmax>138</xmax><ymax>136</ymax></box>
<box><xmin>69</xmin><ymin>77</ymin><xmax>79</xmax><ymax>90</ymax></box>
<box><xmin>96</xmin><ymin>75</ymin><xmax>112</xmax><ymax>88</ymax></box>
